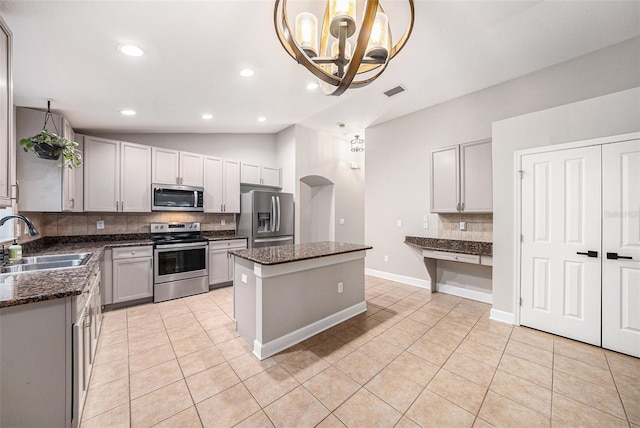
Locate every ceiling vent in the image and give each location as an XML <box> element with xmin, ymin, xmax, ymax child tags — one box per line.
<box><xmin>384</xmin><ymin>85</ymin><xmax>406</xmax><ymax>97</ymax></box>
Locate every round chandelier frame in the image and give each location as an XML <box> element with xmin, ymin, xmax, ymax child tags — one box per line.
<box><xmin>274</xmin><ymin>0</ymin><xmax>415</xmax><ymax>96</ymax></box>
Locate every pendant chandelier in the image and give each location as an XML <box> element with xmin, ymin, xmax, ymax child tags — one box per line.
<box><xmin>351</xmin><ymin>135</ymin><xmax>364</xmax><ymax>152</ymax></box>
<box><xmin>274</xmin><ymin>0</ymin><xmax>415</xmax><ymax>96</ymax></box>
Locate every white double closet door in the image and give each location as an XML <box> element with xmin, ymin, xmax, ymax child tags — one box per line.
<box><xmin>520</xmin><ymin>138</ymin><xmax>640</xmax><ymax>358</ymax></box>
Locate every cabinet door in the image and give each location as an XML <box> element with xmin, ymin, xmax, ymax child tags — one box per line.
<box><xmin>15</xmin><ymin>107</ymin><xmax>63</xmax><ymax>211</ymax></box>
<box><xmin>120</xmin><ymin>142</ymin><xmax>151</xmax><ymax>212</ymax></box>
<box><xmin>204</xmin><ymin>156</ymin><xmax>223</xmax><ymax>213</ymax></box>
<box><xmin>430</xmin><ymin>146</ymin><xmax>459</xmax><ymax>213</ymax></box>
<box><xmin>460</xmin><ymin>140</ymin><xmax>492</xmax><ymax>213</ymax></box>
<box><xmin>209</xmin><ymin>249</ymin><xmax>229</xmax><ymax>285</ymax></box>
<box><xmin>180</xmin><ymin>152</ymin><xmax>204</xmax><ymax>187</ymax></box>
<box><xmin>0</xmin><ymin>19</ymin><xmax>11</xmax><ymax>207</ymax></box>
<box><xmin>84</xmin><ymin>136</ymin><xmax>120</xmax><ymax>212</ymax></box>
<box><xmin>61</xmin><ymin>118</ymin><xmax>76</xmax><ymax>212</ymax></box>
<box><xmin>224</xmin><ymin>160</ymin><xmax>241</xmax><ymax>213</ymax></box>
<box><xmin>261</xmin><ymin>166</ymin><xmax>281</xmax><ymax>188</ymax></box>
<box><xmin>113</xmin><ymin>257</ymin><xmax>153</xmax><ymax>303</ymax></box>
<box><xmin>240</xmin><ymin>162</ymin><xmax>261</xmax><ymax>185</ymax></box>
<box><xmin>151</xmin><ymin>147</ymin><xmax>179</xmax><ymax>185</ymax></box>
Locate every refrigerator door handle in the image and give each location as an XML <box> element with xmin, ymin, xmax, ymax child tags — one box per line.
<box><xmin>271</xmin><ymin>196</ymin><xmax>276</xmax><ymax>232</ymax></box>
<box><xmin>276</xmin><ymin>196</ymin><xmax>281</xmax><ymax>232</ymax></box>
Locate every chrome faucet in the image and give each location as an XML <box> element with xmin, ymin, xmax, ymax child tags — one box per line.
<box><xmin>0</xmin><ymin>214</ymin><xmax>39</xmax><ymax>237</ymax></box>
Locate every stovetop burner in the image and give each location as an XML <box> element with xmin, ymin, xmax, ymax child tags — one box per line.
<box><xmin>150</xmin><ymin>222</ymin><xmax>206</xmax><ymax>245</ymax></box>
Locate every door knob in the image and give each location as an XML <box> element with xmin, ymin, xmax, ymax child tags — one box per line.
<box><xmin>576</xmin><ymin>251</ymin><xmax>598</xmax><ymax>258</ymax></box>
<box><xmin>606</xmin><ymin>252</ymin><xmax>633</xmax><ymax>260</ymax></box>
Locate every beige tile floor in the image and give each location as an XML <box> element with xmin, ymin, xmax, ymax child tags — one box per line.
<box><xmin>80</xmin><ymin>276</ymin><xmax>640</xmax><ymax>427</ymax></box>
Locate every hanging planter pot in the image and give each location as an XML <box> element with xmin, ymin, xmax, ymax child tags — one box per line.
<box><xmin>18</xmin><ymin>101</ymin><xmax>83</xmax><ymax>168</ymax></box>
<box><xmin>33</xmin><ymin>142</ymin><xmax>61</xmax><ymax>160</ymax></box>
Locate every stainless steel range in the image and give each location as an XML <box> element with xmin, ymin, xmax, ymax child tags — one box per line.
<box><xmin>151</xmin><ymin>222</ymin><xmax>209</xmax><ymax>303</ymax></box>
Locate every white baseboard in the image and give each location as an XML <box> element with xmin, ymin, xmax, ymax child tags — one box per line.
<box><xmin>364</xmin><ymin>268</ymin><xmax>431</xmax><ymax>288</ymax></box>
<box><xmin>436</xmin><ymin>283</ymin><xmax>492</xmax><ymax>304</ymax></box>
<box><xmin>253</xmin><ymin>301</ymin><xmax>367</xmax><ymax>360</ymax></box>
<box><xmin>489</xmin><ymin>308</ymin><xmax>515</xmax><ymax>325</ymax></box>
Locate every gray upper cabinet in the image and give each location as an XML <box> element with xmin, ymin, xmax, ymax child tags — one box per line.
<box><xmin>16</xmin><ymin>107</ymin><xmax>83</xmax><ymax>212</ymax></box>
<box><xmin>0</xmin><ymin>18</ymin><xmax>13</xmax><ymax>207</ymax></box>
<box><xmin>431</xmin><ymin>139</ymin><xmax>492</xmax><ymax>213</ymax></box>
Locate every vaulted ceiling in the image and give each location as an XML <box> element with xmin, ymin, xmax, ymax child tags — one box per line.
<box><xmin>1</xmin><ymin>1</ymin><xmax>638</xmax><ymax>138</ymax></box>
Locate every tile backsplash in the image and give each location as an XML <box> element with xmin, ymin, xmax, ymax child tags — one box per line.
<box><xmin>437</xmin><ymin>213</ymin><xmax>492</xmax><ymax>242</ymax></box>
<box><xmin>15</xmin><ymin>212</ymin><xmax>235</xmax><ymax>243</ymax></box>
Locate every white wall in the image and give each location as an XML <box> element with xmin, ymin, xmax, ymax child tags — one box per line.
<box><xmin>276</xmin><ymin>125</ymin><xmax>365</xmax><ymax>245</ymax></box>
<box><xmin>364</xmin><ymin>37</ymin><xmax>640</xmax><ymax>290</ymax></box>
<box><xmin>97</xmin><ymin>132</ymin><xmax>278</xmax><ymax>167</ymax></box>
<box><xmin>492</xmin><ymin>87</ymin><xmax>640</xmax><ymax>315</ymax></box>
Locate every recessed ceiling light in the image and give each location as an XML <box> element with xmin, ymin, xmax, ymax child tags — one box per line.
<box><xmin>257</xmin><ymin>116</ymin><xmax>266</xmax><ymax>122</ymax></box>
<box><xmin>201</xmin><ymin>113</ymin><xmax>213</xmax><ymax>120</ymax></box>
<box><xmin>120</xmin><ymin>109</ymin><xmax>136</xmax><ymax>116</ymax></box>
<box><xmin>118</xmin><ymin>44</ymin><xmax>144</xmax><ymax>57</ymax></box>
<box><xmin>240</xmin><ymin>68</ymin><xmax>254</xmax><ymax>77</ymax></box>
<box><xmin>307</xmin><ymin>82</ymin><xmax>319</xmax><ymax>90</ymax></box>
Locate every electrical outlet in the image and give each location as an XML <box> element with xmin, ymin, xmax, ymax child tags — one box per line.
<box><xmin>423</xmin><ymin>221</ymin><xmax>429</xmax><ymax>229</ymax></box>
<box><xmin>384</xmin><ymin>255</ymin><xmax>389</xmax><ymax>262</ymax></box>
<box><xmin>96</xmin><ymin>220</ymin><xmax>104</xmax><ymax>230</ymax></box>
<box><xmin>397</xmin><ymin>220</ymin><xmax>402</xmax><ymax>227</ymax></box>
<box><xmin>340</xmin><ymin>218</ymin><xmax>345</xmax><ymax>225</ymax></box>
<box><xmin>338</xmin><ymin>282</ymin><xmax>343</xmax><ymax>293</ymax></box>
<box><xmin>221</xmin><ymin>219</ymin><xmax>226</xmax><ymax>226</ymax></box>
<box><xmin>460</xmin><ymin>221</ymin><xmax>467</xmax><ymax>231</ymax></box>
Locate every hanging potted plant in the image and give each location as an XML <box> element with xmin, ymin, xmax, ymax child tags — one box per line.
<box><xmin>18</xmin><ymin>101</ymin><xmax>83</xmax><ymax>168</ymax></box>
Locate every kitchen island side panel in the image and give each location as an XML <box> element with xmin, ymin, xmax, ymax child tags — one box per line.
<box><xmin>233</xmin><ymin>257</ymin><xmax>257</xmax><ymax>345</ymax></box>
<box><xmin>260</xmin><ymin>258</ymin><xmax>365</xmax><ymax>343</ymax></box>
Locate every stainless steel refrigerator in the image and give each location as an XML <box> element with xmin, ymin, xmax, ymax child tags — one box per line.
<box><xmin>238</xmin><ymin>191</ymin><xmax>294</xmax><ymax>248</ymax></box>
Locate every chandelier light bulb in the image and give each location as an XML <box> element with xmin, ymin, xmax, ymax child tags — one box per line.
<box><xmin>365</xmin><ymin>12</ymin><xmax>390</xmax><ymax>60</ymax></box>
<box><xmin>295</xmin><ymin>12</ymin><xmax>319</xmax><ymax>57</ymax></box>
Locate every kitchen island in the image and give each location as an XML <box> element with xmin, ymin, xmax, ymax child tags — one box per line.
<box><xmin>230</xmin><ymin>241</ymin><xmax>372</xmax><ymax>360</ymax></box>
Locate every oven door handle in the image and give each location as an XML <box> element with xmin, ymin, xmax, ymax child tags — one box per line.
<box><xmin>155</xmin><ymin>242</ymin><xmax>208</xmax><ymax>250</ymax></box>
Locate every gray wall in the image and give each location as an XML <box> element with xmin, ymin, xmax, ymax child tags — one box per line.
<box><xmin>492</xmin><ymin>87</ymin><xmax>640</xmax><ymax>315</ymax></box>
<box><xmin>364</xmin><ymin>37</ymin><xmax>640</xmax><ymax>288</ymax></box>
<box><xmin>96</xmin><ymin>132</ymin><xmax>278</xmax><ymax>167</ymax></box>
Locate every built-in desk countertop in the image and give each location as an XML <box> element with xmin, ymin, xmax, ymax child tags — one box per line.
<box><xmin>404</xmin><ymin>236</ymin><xmax>493</xmax><ymax>297</ymax></box>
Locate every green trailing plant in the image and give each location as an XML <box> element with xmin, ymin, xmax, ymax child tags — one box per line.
<box><xmin>19</xmin><ymin>129</ymin><xmax>83</xmax><ymax>169</ymax></box>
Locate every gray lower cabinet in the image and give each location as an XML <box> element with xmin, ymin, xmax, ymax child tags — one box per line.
<box><xmin>0</xmin><ymin>269</ymin><xmax>102</xmax><ymax>428</ymax></box>
<box><xmin>209</xmin><ymin>239</ymin><xmax>247</xmax><ymax>285</ymax></box>
<box><xmin>112</xmin><ymin>246</ymin><xmax>153</xmax><ymax>303</ymax></box>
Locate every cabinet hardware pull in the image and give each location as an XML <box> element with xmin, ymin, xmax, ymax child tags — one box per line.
<box><xmin>121</xmin><ymin>201</ymin><xmax>124</xmax><ymax>211</ymax></box>
<box><xmin>461</xmin><ymin>202</ymin><xmax>465</xmax><ymax>211</ymax></box>
<box><xmin>577</xmin><ymin>251</ymin><xmax>598</xmax><ymax>258</ymax></box>
<box><xmin>116</xmin><ymin>201</ymin><xmax>119</xmax><ymax>211</ymax></box>
<box><xmin>456</xmin><ymin>202</ymin><xmax>460</xmax><ymax>212</ymax></box>
<box><xmin>606</xmin><ymin>252</ymin><xmax>633</xmax><ymax>260</ymax></box>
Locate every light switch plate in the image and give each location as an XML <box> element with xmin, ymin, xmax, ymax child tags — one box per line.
<box><xmin>338</xmin><ymin>282</ymin><xmax>343</xmax><ymax>293</ymax></box>
<box><xmin>460</xmin><ymin>221</ymin><xmax>467</xmax><ymax>231</ymax></box>
<box><xmin>96</xmin><ymin>220</ymin><xmax>104</xmax><ymax>230</ymax></box>
<box><xmin>221</xmin><ymin>219</ymin><xmax>226</xmax><ymax>226</ymax></box>
<box><xmin>340</xmin><ymin>218</ymin><xmax>345</xmax><ymax>225</ymax></box>
<box><xmin>241</xmin><ymin>274</ymin><xmax>248</xmax><ymax>284</ymax></box>
<box><xmin>397</xmin><ymin>220</ymin><xmax>402</xmax><ymax>227</ymax></box>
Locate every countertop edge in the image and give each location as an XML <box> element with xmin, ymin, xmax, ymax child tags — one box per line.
<box><xmin>404</xmin><ymin>236</ymin><xmax>493</xmax><ymax>257</ymax></box>
<box><xmin>231</xmin><ymin>245</ymin><xmax>372</xmax><ymax>265</ymax></box>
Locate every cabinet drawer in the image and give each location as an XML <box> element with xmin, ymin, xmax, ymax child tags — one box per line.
<box><xmin>422</xmin><ymin>249</ymin><xmax>480</xmax><ymax>264</ymax></box>
<box><xmin>209</xmin><ymin>239</ymin><xmax>247</xmax><ymax>250</ymax></box>
<box><xmin>112</xmin><ymin>246</ymin><xmax>153</xmax><ymax>259</ymax></box>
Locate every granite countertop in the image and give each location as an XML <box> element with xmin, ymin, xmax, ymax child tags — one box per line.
<box><xmin>404</xmin><ymin>236</ymin><xmax>492</xmax><ymax>256</ymax></box>
<box><xmin>230</xmin><ymin>241</ymin><xmax>373</xmax><ymax>265</ymax></box>
<box><xmin>0</xmin><ymin>232</ymin><xmax>246</xmax><ymax>308</ymax></box>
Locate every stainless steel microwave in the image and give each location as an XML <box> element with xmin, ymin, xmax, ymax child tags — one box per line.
<box><xmin>151</xmin><ymin>184</ymin><xmax>204</xmax><ymax>212</ymax></box>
